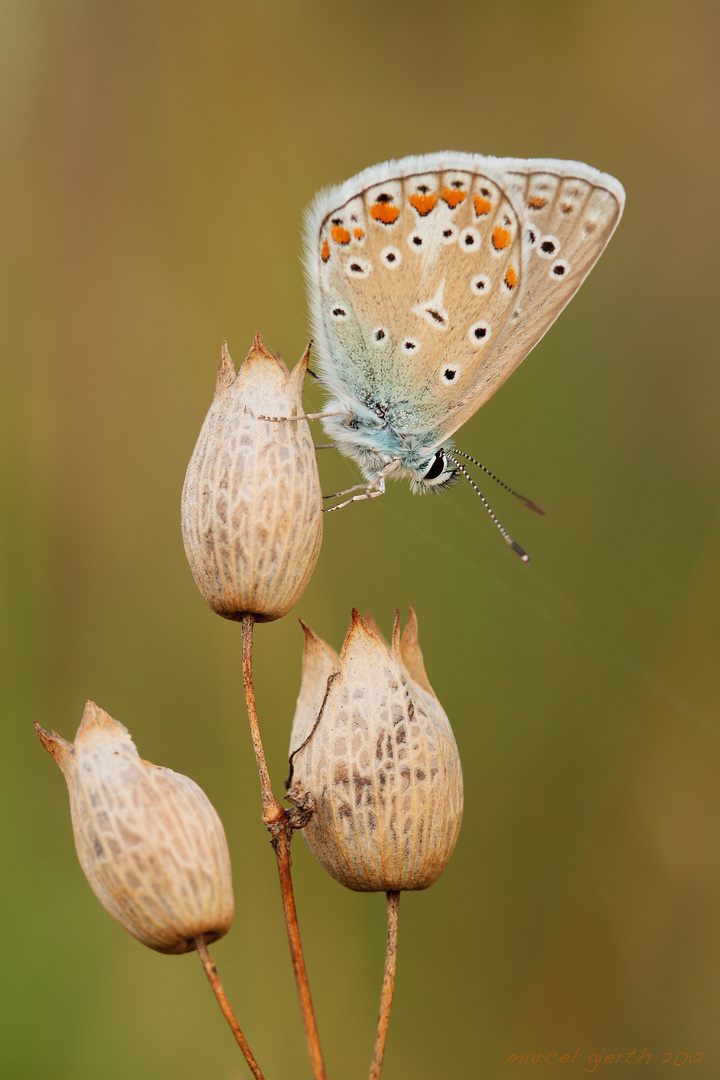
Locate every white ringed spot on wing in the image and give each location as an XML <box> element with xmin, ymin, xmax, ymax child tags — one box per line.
<box><xmin>459</xmin><ymin>227</ymin><xmax>481</xmax><ymax>252</ymax></box>
<box><xmin>344</xmin><ymin>256</ymin><xmax>373</xmax><ymax>278</ymax></box>
<box><xmin>537</xmin><ymin>234</ymin><xmax>561</xmax><ymax>260</ymax></box>
<box><xmin>550</xmin><ymin>259</ymin><xmax>570</xmax><ymax>278</ymax></box>
<box><xmin>380</xmin><ymin>245</ymin><xmax>402</xmax><ymax>268</ymax></box>
<box><xmin>470</xmin><ymin>273</ymin><xmax>492</xmax><ymax>295</ymax></box>
<box><xmin>440</xmin><ymin>364</ymin><xmax>460</xmax><ymax>384</ymax></box>
<box><xmin>468</xmin><ymin>321</ymin><xmax>491</xmax><ymax>346</ymax></box>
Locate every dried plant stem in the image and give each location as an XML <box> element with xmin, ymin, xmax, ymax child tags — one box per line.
<box><xmin>369</xmin><ymin>891</ymin><xmax>401</xmax><ymax>1080</ymax></box>
<box><xmin>273</xmin><ymin>825</ymin><xmax>328</xmax><ymax>1080</ymax></box>
<box><xmin>195</xmin><ymin>934</ymin><xmax>266</xmax><ymax>1080</ymax></box>
<box><xmin>240</xmin><ymin>614</ymin><xmax>328</xmax><ymax>1080</ymax></box>
<box><xmin>241</xmin><ymin>614</ymin><xmax>284</xmax><ymax>825</ymax></box>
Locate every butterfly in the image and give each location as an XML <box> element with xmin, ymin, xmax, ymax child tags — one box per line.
<box><xmin>303</xmin><ymin>152</ymin><xmax>625</xmax><ymax>555</ymax></box>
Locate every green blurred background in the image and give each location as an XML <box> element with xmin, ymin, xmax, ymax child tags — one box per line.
<box><xmin>3</xmin><ymin>1</ymin><xmax>719</xmax><ymax>1077</ymax></box>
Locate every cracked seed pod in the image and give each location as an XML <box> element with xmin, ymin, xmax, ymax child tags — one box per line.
<box><xmin>35</xmin><ymin>701</ymin><xmax>234</xmax><ymax>954</ymax></box>
<box><xmin>181</xmin><ymin>333</ymin><xmax>323</xmax><ymax>622</ymax></box>
<box><xmin>287</xmin><ymin>609</ymin><xmax>463</xmax><ymax>892</ymax></box>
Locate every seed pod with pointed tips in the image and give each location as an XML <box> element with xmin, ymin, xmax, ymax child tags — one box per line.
<box><xmin>36</xmin><ymin>701</ymin><xmax>234</xmax><ymax>954</ymax></box>
<box><xmin>182</xmin><ymin>333</ymin><xmax>323</xmax><ymax>622</ymax></box>
<box><xmin>287</xmin><ymin>608</ymin><xmax>463</xmax><ymax>892</ymax></box>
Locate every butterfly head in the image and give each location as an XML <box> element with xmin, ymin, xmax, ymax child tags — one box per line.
<box><xmin>322</xmin><ymin>401</ymin><xmax>459</xmax><ymax>494</ymax></box>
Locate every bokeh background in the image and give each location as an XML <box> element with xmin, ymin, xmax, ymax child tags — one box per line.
<box><xmin>3</xmin><ymin>1</ymin><xmax>719</xmax><ymax>1078</ymax></box>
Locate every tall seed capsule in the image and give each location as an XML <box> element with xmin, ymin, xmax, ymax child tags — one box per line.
<box><xmin>182</xmin><ymin>333</ymin><xmax>323</xmax><ymax>622</ymax></box>
<box><xmin>287</xmin><ymin>609</ymin><xmax>463</xmax><ymax>892</ymax></box>
<box><xmin>35</xmin><ymin>702</ymin><xmax>234</xmax><ymax>954</ymax></box>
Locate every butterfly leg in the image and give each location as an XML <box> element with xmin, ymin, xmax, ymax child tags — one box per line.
<box><xmin>323</xmin><ymin>458</ymin><xmax>401</xmax><ymax>512</ymax></box>
<box><xmin>323</xmin><ymin>478</ymin><xmax>386</xmax><ymax>512</ymax></box>
<box><xmin>258</xmin><ymin>409</ymin><xmax>351</xmax><ymax>423</ymax></box>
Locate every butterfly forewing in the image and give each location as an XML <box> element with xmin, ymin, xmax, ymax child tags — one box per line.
<box><xmin>306</xmin><ymin>153</ymin><xmax>624</xmax><ymax>449</ymax></box>
<box><xmin>312</xmin><ymin>165</ymin><xmax>524</xmax><ymax>440</ymax></box>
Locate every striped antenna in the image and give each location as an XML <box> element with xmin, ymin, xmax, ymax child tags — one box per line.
<box><xmin>449</xmin><ymin>449</ymin><xmax>545</xmax><ymax>515</ymax></box>
<box><xmin>445</xmin><ymin>452</ymin><xmax>536</xmax><ymax>563</ymax></box>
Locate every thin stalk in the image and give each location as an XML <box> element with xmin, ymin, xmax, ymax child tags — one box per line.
<box><xmin>369</xmin><ymin>891</ymin><xmax>401</xmax><ymax>1080</ymax></box>
<box><xmin>273</xmin><ymin>825</ymin><xmax>327</xmax><ymax>1080</ymax></box>
<box><xmin>240</xmin><ymin>613</ymin><xmax>284</xmax><ymax>826</ymax></box>
<box><xmin>195</xmin><ymin>934</ymin><xmax>266</xmax><ymax>1080</ymax></box>
<box><xmin>240</xmin><ymin>614</ymin><xmax>328</xmax><ymax>1080</ymax></box>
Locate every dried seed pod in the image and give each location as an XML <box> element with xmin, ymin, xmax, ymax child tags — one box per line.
<box><xmin>287</xmin><ymin>609</ymin><xmax>463</xmax><ymax>892</ymax></box>
<box><xmin>182</xmin><ymin>333</ymin><xmax>323</xmax><ymax>622</ymax></box>
<box><xmin>35</xmin><ymin>702</ymin><xmax>234</xmax><ymax>954</ymax></box>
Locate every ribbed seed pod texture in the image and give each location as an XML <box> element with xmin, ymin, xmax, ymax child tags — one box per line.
<box><xmin>181</xmin><ymin>334</ymin><xmax>323</xmax><ymax>622</ymax></box>
<box><xmin>36</xmin><ymin>702</ymin><xmax>234</xmax><ymax>954</ymax></box>
<box><xmin>287</xmin><ymin>609</ymin><xmax>463</xmax><ymax>892</ymax></box>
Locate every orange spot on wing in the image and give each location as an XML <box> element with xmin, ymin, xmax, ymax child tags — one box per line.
<box><xmin>409</xmin><ymin>192</ymin><xmax>438</xmax><ymax>216</ymax></box>
<box><xmin>353</xmin><ymin>227</ymin><xmax>365</xmax><ymax>239</ymax></box>
<box><xmin>504</xmin><ymin>266</ymin><xmax>518</xmax><ymax>289</ymax></box>
<box><xmin>330</xmin><ymin>224</ymin><xmax>351</xmax><ymax>244</ymax></box>
<box><xmin>441</xmin><ymin>186</ymin><xmax>466</xmax><ymax>209</ymax></box>
<box><xmin>528</xmin><ymin>196</ymin><xmax>547</xmax><ymax>209</ymax></box>
<box><xmin>321</xmin><ymin>238</ymin><xmax>330</xmax><ymax>262</ymax></box>
<box><xmin>370</xmin><ymin>203</ymin><xmax>400</xmax><ymax>224</ymax></box>
<box><xmin>492</xmin><ymin>225</ymin><xmax>512</xmax><ymax>250</ymax></box>
<box><xmin>473</xmin><ymin>194</ymin><xmax>492</xmax><ymax>216</ymax></box>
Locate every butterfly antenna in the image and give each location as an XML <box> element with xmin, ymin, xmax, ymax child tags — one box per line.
<box><xmin>446</xmin><ymin>453</ymin><xmax>530</xmax><ymax>563</ymax></box>
<box><xmin>450</xmin><ymin>449</ymin><xmax>545</xmax><ymax>515</ymax></box>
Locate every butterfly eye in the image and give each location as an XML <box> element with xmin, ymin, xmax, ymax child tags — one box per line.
<box><xmin>407</xmin><ymin>232</ymin><xmax>425</xmax><ymax>250</ymax></box>
<box><xmin>441</xmin><ymin>366</ymin><xmax>459</xmax><ymax>384</ymax></box>
<box><xmin>402</xmin><ymin>338</ymin><xmax>419</xmax><ymax>352</ymax></box>
<box><xmin>423</xmin><ymin>451</ymin><xmax>447</xmax><ymax>481</ymax></box>
<box><xmin>441</xmin><ymin>225</ymin><xmax>458</xmax><ymax>244</ymax></box>
<box><xmin>331</xmin><ymin>306</ymin><xmax>347</xmax><ymax>320</ymax></box>
<box><xmin>372</xmin><ymin>326</ymin><xmax>387</xmax><ymax>343</ymax></box>
<box><xmin>415</xmin><ymin>448</ymin><xmax>459</xmax><ymax>492</ymax></box>
<box><xmin>550</xmin><ymin>259</ymin><xmax>570</xmax><ymax>278</ymax></box>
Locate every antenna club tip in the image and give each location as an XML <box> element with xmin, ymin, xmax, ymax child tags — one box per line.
<box><xmin>509</xmin><ymin>540</ymin><xmax>530</xmax><ymax>562</ymax></box>
<box><xmin>521</xmin><ymin>499</ymin><xmax>546</xmax><ymax>516</ymax></box>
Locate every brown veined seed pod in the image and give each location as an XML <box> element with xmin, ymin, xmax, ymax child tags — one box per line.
<box><xmin>287</xmin><ymin>608</ymin><xmax>463</xmax><ymax>892</ymax></box>
<box><xmin>35</xmin><ymin>702</ymin><xmax>234</xmax><ymax>955</ymax></box>
<box><xmin>181</xmin><ymin>333</ymin><xmax>323</xmax><ymax>623</ymax></box>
